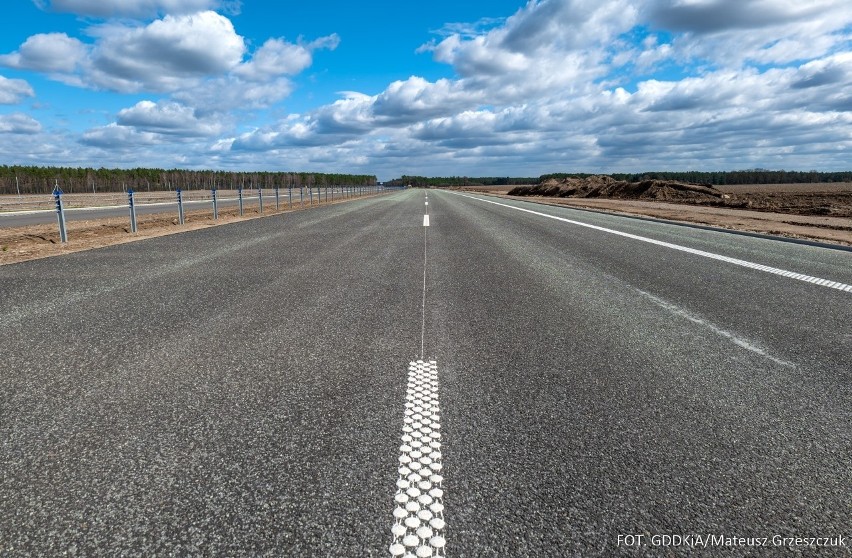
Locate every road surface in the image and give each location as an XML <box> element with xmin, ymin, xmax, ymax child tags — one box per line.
<box><xmin>1</xmin><ymin>189</ymin><xmax>850</xmax><ymax>556</ymax></box>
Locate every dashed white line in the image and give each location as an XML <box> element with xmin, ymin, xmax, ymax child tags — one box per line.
<box><xmin>450</xmin><ymin>192</ymin><xmax>852</xmax><ymax>293</ymax></box>
<box><xmin>423</xmin><ymin>215</ymin><xmax>430</xmax><ymax>227</ymax></box>
<box><xmin>390</xmin><ymin>360</ymin><xmax>446</xmax><ymax>558</ymax></box>
<box><xmin>637</xmin><ymin>289</ymin><xmax>796</xmax><ymax>367</ymax></box>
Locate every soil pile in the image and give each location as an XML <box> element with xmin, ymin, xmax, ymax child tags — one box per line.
<box><xmin>504</xmin><ymin>178</ymin><xmax>852</xmax><ymax>217</ymax></box>
<box><xmin>508</xmin><ymin>176</ymin><xmax>723</xmax><ymax>202</ymax></box>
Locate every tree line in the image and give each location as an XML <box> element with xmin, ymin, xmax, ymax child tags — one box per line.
<box><xmin>386</xmin><ymin>175</ymin><xmax>539</xmax><ymax>187</ymax></box>
<box><xmin>540</xmin><ymin>170</ymin><xmax>852</xmax><ymax>185</ymax></box>
<box><xmin>0</xmin><ymin>166</ymin><xmax>377</xmax><ymax>195</ymax></box>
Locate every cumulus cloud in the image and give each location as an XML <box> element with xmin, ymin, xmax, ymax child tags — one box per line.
<box><xmin>648</xmin><ymin>0</ymin><xmax>835</xmax><ymax>34</ymax></box>
<box><xmin>234</xmin><ymin>0</ymin><xmax>638</xmax><ymax>150</ymax></box>
<box><xmin>173</xmin><ymin>76</ymin><xmax>293</xmax><ymax>111</ymax></box>
<box><xmin>0</xmin><ymin>33</ymin><xmax>87</xmax><ymax>74</ymax></box>
<box><xmin>34</xmin><ymin>0</ymin><xmax>240</xmax><ymax>18</ymax></box>
<box><xmin>647</xmin><ymin>0</ymin><xmax>851</xmax><ymax>67</ymax></box>
<box><xmin>0</xmin><ymin>76</ymin><xmax>35</xmax><ymax>104</ymax></box>
<box><xmin>428</xmin><ymin>0</ymin><xmax>637</xmax><ymax>84</ymax></box>
<box><xmin>87</xmin><ymin>11</ymin><xmax>245</xmax><ymax>92</ymax></box>
<box><xmin>116</xmin><ymin>100</ymin><xmax>226</xmax><ymax>136</ymax></box>
<box><xmin>2</xmin><ymin>11</ymin><xmax>331</xmax><ymax>116</ymax></box>
<box><xmin>80</xmin><ymin>123</ymin><xmax>161</xmax><ymax>147</ymax></box>
<box><xmin>235</xmin><ymin>34</ymin><xmax>339</xmax><ymax>81</ymax></box>
<box><xmin>0</xmin><ymin>113</ymin><xmax>42</xmax><ymax>134</ymax></box>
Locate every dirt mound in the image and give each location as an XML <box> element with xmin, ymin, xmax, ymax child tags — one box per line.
<box><xmin>508</xmin><ymin>176</ymin><xmax>723</xmax><ymax>202</ymax></box>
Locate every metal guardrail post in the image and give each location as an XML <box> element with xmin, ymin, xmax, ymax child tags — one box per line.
<box><xmin>258</xmin><ymin>186</ymin><xmax>264</xmax><ymax>214</ymax></box>
<box><xmin>128</xmin><ymin>190</ymin><xmax>138</xmax><ymax>233</ymax></box>
<box><xmin>212</xmin><ymin>188</ymin><xmax>218</xmax><ymax>220</ymax></box>
<box><xmin>53</xmin><ymin>187</ymin><xmax>68</xmax><ymax>243</ymax></box>
<box><xmin>177</xmin><ymin>188</ymin><xmax>185</xmax><ymax>224</ymax></box>
<box><xmin>288</xmin><ymin>183</ymin><xmax>292</xmax><ymax>209</ymax></box>
<box><xmin>275</xmin><ymin>186</ymin><xmax>280</xmax><ymax>210</ymax></box>
<box><xmin>238</xmin><ymin>187</ymin><xmax>244</xmax><ymax>216</ymax></box>
<box><xmin>300</xmin><ymin>185</ymin><xmax>303</xmax><ymax>206</ymax></box>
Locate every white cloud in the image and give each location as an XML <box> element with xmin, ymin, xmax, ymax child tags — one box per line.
<box><xmin>0</xmin><ymin>33</ymin><xmax>87</xmax><ymax>74</ymax></box>
<box><xmin>80</xmin><ymin>123</ymin><xmax>161</xmax><ymax>147</ymax></box>
<box><xmin>0</xmin><ymin>113</ymin><xmax>42</xmax><ymax>134</ymax></box>
<box><xmin>87</xmin><ymin>11</ymin><xmax>245</xmax><ymax>92</ymax></box>
<box><xmin>235</xmin><ymin>35</ymin><xmax>339</xmax><ymax>81</ymax></box>
<box><xmin>647</xmin><ymin>0</ymin><xmax>852</xmax><ymax>67</ymax></box>
<box><xmin>647</xmin><ymin>0</ymin><xmax>843</xmax><ymax>34</ymax></box>
<box><xmin>116</xmin><ymin>100</ymin><xmax>227</xmax><ymax>136</ymax></box>
<box><xmin>34</xmin><ymin>0</ymin><xmax>240</xmax><ymax>18</ymax></box>
<box><xmin>1</xmin><ymin>12</ymin><xmax>245</xmax><ymax>93</ymax></box>
<box><xmin>0</xmin><ymin>76</ymin><xmax>35</xmax><ymax>104</ymax></box>
<box><xmin>428</xmin><ymin>0</ymin><xmax>637</xmax><ymax>85</ymax></box>
<box><xmin>173</xmin><ymin>76</ymin><xmax>294</xmax><ymax>111</ymax></box>
<box><xmin>2</xmin><ymin>11</ymin><xmax>326</xmax><ymax>115</ymax></box>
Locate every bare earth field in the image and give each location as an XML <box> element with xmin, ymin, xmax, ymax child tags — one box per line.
<box><xmin>0</xmin><ymin>197</ymin><xmax>341</xmax><ymax>265</ymax></box>
<box><xmin>458</xmin><ymin>183</ymin><xmax>852</xmax><ymax>247</ymax></box>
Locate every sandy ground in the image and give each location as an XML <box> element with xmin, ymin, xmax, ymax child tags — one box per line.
<box><xmin>458</xmin><ymin>184</ymin><xmax>852</xmax><ymax>247</ymax></box>
<box><xmin>499</xmin><ymin>196</ymin><xmax>852</xmax><ymax>245</ymax></box>
<box><xmin>0</xmin><ymin>196</ymin><xmax>360</xmax><ymax>266</ymax></box>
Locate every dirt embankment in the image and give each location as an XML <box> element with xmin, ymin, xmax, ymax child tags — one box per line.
<box><xmin>509</xmin><ymin>176</ymin><xmax>725</xmax><ymax>203</ymax></box>
<box><xmin>464</xmin><ymin>177</ymin><xmax>852</xmax><ymax>246</ymax></box>
<box><xmin>507</xmin><ymin>176</ymin><xmax>852</xmax><ymax>218</ymax></box>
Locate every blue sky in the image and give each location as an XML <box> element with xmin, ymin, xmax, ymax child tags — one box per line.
<box><xmin>0</xmin><ymin>1</ymin><xmax>850</xmax><ymax>180</ymax></box>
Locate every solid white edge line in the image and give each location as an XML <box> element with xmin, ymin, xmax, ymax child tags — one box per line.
<box><xmin>449</xmin><ymin>192</ymin><xmax>852</xmax><ymax>294</ymax></box>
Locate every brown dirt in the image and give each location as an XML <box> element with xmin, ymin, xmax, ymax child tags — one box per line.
<box><xmin>0</xmin><ymin>196</ymin><xmax>356</xmax><ymax>266</ymax></box>
<box><xmin>452</xmin><ymin>178</ymin><xmax>852</xmax><ymax>246</ymax></box>
<box><xmin>490</xmin><ymin>196</ymin><xmax>852</xmax><ymax>246</ymax></box>
<box><xmin>716</xmin><ymin>183</ymin><xmax>852</xmax><ymax>194</ymax></box>
<box><xmin>503</xmin><ymin>177</ymin><xmax>852</xmax><ymax>218</ymax></box>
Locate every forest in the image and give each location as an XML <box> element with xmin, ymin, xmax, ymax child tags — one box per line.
<box><xmin>0</xmin><ymin>166</ymin><xmax>377</xmax><ymax>195</ymax></box>
<box><xmin>386</xmin><ymin>176</ymin><xmax>538</xmax><ymax>187</ymax></box>
<box><xmin>541</xmin><ymin>170</ymin><xmax>852</xmax><ymax>185</ymax></box>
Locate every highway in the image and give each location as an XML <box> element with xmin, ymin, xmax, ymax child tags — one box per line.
<box><xmin>1</xmin><ymin>189</ymin><xmax>850</xmax><ymax>556</ymax></box>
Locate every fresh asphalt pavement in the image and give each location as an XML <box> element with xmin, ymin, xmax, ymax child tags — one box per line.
<box><xmin>1</xmin><ymin>189</ymin><xmax>849</xmax><ymax>556</ymax></box>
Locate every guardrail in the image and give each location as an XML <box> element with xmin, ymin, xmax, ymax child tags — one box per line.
<box><xmin>32</xmin><ymin>184</ymin><xmax>386</xmax><ymax>243</ymax></box>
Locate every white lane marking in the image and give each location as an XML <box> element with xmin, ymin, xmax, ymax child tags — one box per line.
<box><xmin>637</xmin><ymin>289</ymin><xmax>796</xmax><ymax>368</ymax></box>
<box><xmin>423</xmin><ymin>215</ymin><xmax>430</xmax><ymax>227</ymax></box>
<box><xmin>450</xmin><ymin>192</ymin><xmax>852</xmax><ymax>293</ymax></box>
<box><xmin>390</xmin><ymin>360</ymin><xmax>446</xmax><ymax>558</ymax></box>
<box><xmin>425</xmin><ymin>202</ymin><xmax>429</xmax><ymax>206</ymax></box>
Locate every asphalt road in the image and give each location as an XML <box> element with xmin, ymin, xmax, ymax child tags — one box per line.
<box><xmin>1</xmin><ymin>189</ymin><xmax>850</xmax><ymax>556</ymax></box>
<box><xmin>0</xmin><ymin>190</ymin><xmax>354</xmax><ymax>228</ymax></box>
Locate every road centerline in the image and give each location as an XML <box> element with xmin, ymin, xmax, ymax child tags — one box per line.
<box><xmin>390</xmin><ymin>360</ymin><xmax>446</xmax><ymax>558</ymax></box>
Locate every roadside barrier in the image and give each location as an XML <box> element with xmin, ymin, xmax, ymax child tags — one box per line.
<box><xmin>30</xmin><ymin>184</ymin><xmax>387</xmax><ymax>243</ymax></box>
<box><xmin>53</xmin><ymin>187</ymin><xmax>68</xmax><ymax>243</ymax></box>
<box><xmin>128</xmin><ymin>190</ymin><xmax>138</xmax><ymax>233</ymax></box>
